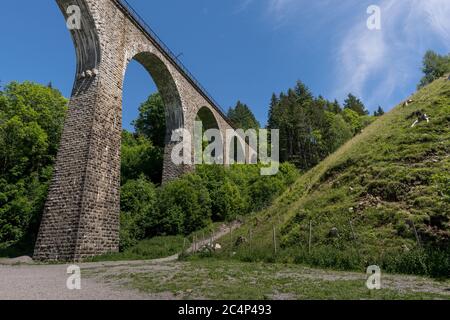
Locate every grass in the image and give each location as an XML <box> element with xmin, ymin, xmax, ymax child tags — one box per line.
<box><xmin>85</xmin><ymin>222</ymin><xmax>226</xmax><ymax>262</ymax></box>
<box><xmin>94</xmin><ymin>259</ymin><xmax>450</xmax><ymax>300</ymax></box>
<box><xmin>211</xmin><ymin>77</ymin><xmax>450</xmax><ymax>278</ymax></box>
<box><xmin>87</xmin><ymin>235</ymin><xmax>187</xmax><ymax>262</ymax></box>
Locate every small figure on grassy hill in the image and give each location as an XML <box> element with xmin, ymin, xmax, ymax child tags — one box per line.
<box><xmin>235</xmin><ymin>236</ymin><xmax>248</xmax><ymax>247</ymax></box>
<box><xmin>403</xmin><ymin>99</ymin><xmax>414</xmax><ymax>107</ymax></box>
<box><xmin>328</xmin><ymin>227</ymin><xmax>339</xmax><ymax>238</ymax></box>
<box><xmin>407</xmin><ymin>110</ymin><xmax>430</xmax><ymax>127</ymax></box>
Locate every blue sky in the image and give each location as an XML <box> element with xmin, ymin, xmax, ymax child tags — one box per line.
<box><xmin>0</xmin><ymin>0</ymin><xmax>449</xmax><ymax>131</ymax></box>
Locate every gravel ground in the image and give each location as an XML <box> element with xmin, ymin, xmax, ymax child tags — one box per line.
<box><xmin>0</xmin><ymin>263</ymin><xmax>155</xmax><ymax>300</ymax></box>
<box><xmin>0</xmin><ymin>223</ymin><xmax>243</xmax><ymax>300</ymax></box>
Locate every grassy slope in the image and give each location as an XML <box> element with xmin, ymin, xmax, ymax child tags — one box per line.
<box><xmin>217</xmin><ymin>77</ymin><xmax>450</xmax><ymax>273</ymax></box>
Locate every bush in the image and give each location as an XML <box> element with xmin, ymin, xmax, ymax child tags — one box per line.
<box><xmin>157</xmin><ymin>174</ymin><xmax>212</xmax><ymax>235</ymax></box>
<box><xmin>120</xmin><ymin>176</ymin><xmax>158</xmax><ymax>249</ymax></box>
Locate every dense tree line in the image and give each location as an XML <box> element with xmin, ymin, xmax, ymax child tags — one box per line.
<box><xmin>267</xmin><ymin>81</ymin><xmax>374</xmax><ymax>170</ymax></box>
<box><xmin>120</xmin><ymin>163</ymin><xmax>298</xmax><ymax>249</ymax></box>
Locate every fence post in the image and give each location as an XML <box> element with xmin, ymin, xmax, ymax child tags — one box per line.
<box><xmin>349</xmin><ymin>220</ymin><xmax>357</xmax><ymax>240</ymax></box>
<box><xmin>308</xmin><ymin>220</ymin><xmax>312</xmax><ymax>254</ymax></box>
<box><xmin>230</xmin><ymin>225</ymin><xmax>233</xmax><ymax>248</ymax></box>
<box><xmin>273</xmin><ymin>226</ymin><xmax>277</xmax><ymax>255</ymax></box>
<box><xmin>411</xmin><ymin>221</ymin><xmax>422</xmax><ymax>248</ymax></box>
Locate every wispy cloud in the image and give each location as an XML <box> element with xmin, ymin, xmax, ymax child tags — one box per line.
<box><xmin>334</xmin><ymin>0</ymin><xmax>450</xmax><ymax>109</ymax></box>
<box><xmin>234</xmin><ymin>0</ymin><xmax>450</xmax><ymax>110</ymax></box>
<box><xmin>233</xmin><ymin>0</ymin><xmax>254</xmax><ymax>14</ymax></box>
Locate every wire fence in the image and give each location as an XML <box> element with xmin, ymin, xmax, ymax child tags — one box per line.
<box><xmin>115</xmin><ymin>0</ymin><xmax>228</xmax><ymax>116</ymax></box>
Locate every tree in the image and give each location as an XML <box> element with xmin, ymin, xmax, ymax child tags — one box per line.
<box><xmin>120</xmin><ymin>176</ymin><xmax>157</xmax><ymax>249</ymax></box>
<box><xmin>374</xmin><ymin>106</ymin><xmax>385</xmax><ymax>117</ymax></box>
<box><xmin>267</xmin><ymin>80</ymin><xmax>357</xmax><ymax>170</ymax></box>
<box><xmin>342</xmin><ymin>108</ymin><xmax>363</xmax><ymax>135</ymax></box>
<box><xmin>344</xmin><ymin>94</ymin><xmax>368</xmax><ymax>116</ymax></box>
<box><xmin>418</xmin><ymin>50</ymin><xmax>450</xmax><ymax>88</ymax></box>
<box><xmin>227</xmin><ymin>101</ymin><xmax>260</xmax><ymax>130</ymax></box>
<box><xmin>0</xmin><ymin>82</ymin><xmax>67</xmax><ymax>247</ymax></box>
<box><xmin>121</xmin><ymin>131</ymin><xmax>163</xmax><ymax>185</ymax></box>
<box><xmin>322</xmin><ymin>112</ymin><xmax>353</xmax><ymax>154</ymax></box>
<box><xmin>132</xmin><ymin>93</ymin><xmax>166</xmax><ymax>148</ymax></box>
<box><xmin>327</xmin><ymin>99</ymin><xmax>342</xmax><ymax>114</ymax></box>
<box><xmin>267</xmin><ymin>93</ymin><xmax>279</xmax><ymax>129</ymax></box>
<box><xmin>157</xmin><ymin>174</ymin><xmax>212</xmax><ymax>235</ymax></box>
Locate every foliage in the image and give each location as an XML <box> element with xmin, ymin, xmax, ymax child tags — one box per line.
<box><xmin>374</xmin><ymin>106</ymin><xmax>385</xmax><ymax>117</ymax></box>
<box><xmin>132</xmin><ymin>93</ymin><xmax>166</xmax><ymax>148</ymax></box>
<box><xmin>418</xmin><ymin>50</ymin><xmax>450</xmax><ymax>88</ymax></box>
<box><xmin>227</xmin><ymin>101</ymin><xmax>260</xmax><ymax>130</ymax></box>
<box><xmin>121</xmin><ymin>130</ymin><xmax>163</xmax><ymax>185</ymax></box>
<box><xmin>0</xmin><ymin>82</ymin><xmax>67</xmax><ymax>247</ymax></box>
<box><xmin>343</xmin><ymin>93</ymin><xmax>369</xmax><ymax>116</ymax></box>
<box><xmin>88</xmin><ymin>235</ymin><xmax>186</xmax><ymax>262</ymax></box>
<box><xmin>157</xmin><ymin>174</ymin><xmax>212</xmax><ymax>235</ymax></box>
<box><xmin>268</xmin><ymin>81</ymin><xmax>372</xmax><ymax>170</ymax></box>
<box><xmin>119</xmin><ymin>176</ymin><xmax>158</xmax><ymax>249</ymax></box>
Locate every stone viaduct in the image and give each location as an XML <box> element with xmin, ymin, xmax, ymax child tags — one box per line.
<box><xmin>34</xmin><ymin>0</ymin><xmax>244</xmax><ymax>261</ymax></box>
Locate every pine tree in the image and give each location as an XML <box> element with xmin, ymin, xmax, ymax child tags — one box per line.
<box><xmin>267</xmin><ymin>93</ymin><xmax>279</xmax><ymax>129</ymax></box>
<box><xmin>343</xmin><ymin>93</ymin><xmax>368</xmax><ymax>116</ymax></box>
<box><xmin>374</xmin><ymin>106</ymin><xmax>384</xmax><ymax>117</ymax></box>
<box><xmin>227</xmin><ymin>101</ymin><xmax>260</xmax><ymax>130</ymax></box>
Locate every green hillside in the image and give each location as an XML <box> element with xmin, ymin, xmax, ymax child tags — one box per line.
<box><xmin>217</xmin><ymin>77</ymin><xmax>450</xmax><ymax>277</ymax></box>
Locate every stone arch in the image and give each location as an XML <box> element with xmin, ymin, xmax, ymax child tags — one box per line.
<box><xmin>195</xmin><ymin>106</ymin><xmax>222</xmax><ymax>163</ymax></box>
<box><xmin>129</xmin><ymin>52</ymin><xmax>184</xmax><ymax>137</ymax></box>
<box><xmin>196</xmin><ymin>106</ymin><xmax>220</xmax><ymax>131</ymax></box>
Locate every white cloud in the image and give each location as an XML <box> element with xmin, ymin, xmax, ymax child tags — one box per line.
<box><xmin>235</xmin><ymin>0</ymin><xmax>450</xmax><ymax>110</ymax></box>
<box><xmin>334</xmin><ymin>0</ymin><xmax>450</xmax><ymax>109</ymax></box>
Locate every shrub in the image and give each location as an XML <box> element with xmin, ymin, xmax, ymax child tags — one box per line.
<box><xmin>120</xmin><ymin>176</ymin><xmax>157</xmax><ymax>249</ymax></box>
<box><xmin>157</xmin><ymin>174</ymin><xmax>212</xmax><ymax>235</ymax></box>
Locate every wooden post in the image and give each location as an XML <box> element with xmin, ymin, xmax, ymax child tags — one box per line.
<box><xmin>308</xmin><ymin>220</ymin><xmax>312</xmax><ymax>254</ymax></box>
<box><xmin>349</xmin><ymin>220</ymin><xmax>357</xmax><ymax>240</ymax></box>
<box><xmin>230</xmin><ymin>225</ymin><xmax>233</xmax><ymax>247</ymax></box>
<box><xmin>273</xmin><ymin>226</ymin><xmax>277</xmax><ymax>255</ymax></box>
<box><xmin>412</xmin><ymin>221</ymin><xmax>422</xmax><ymax>248</ymax></box>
